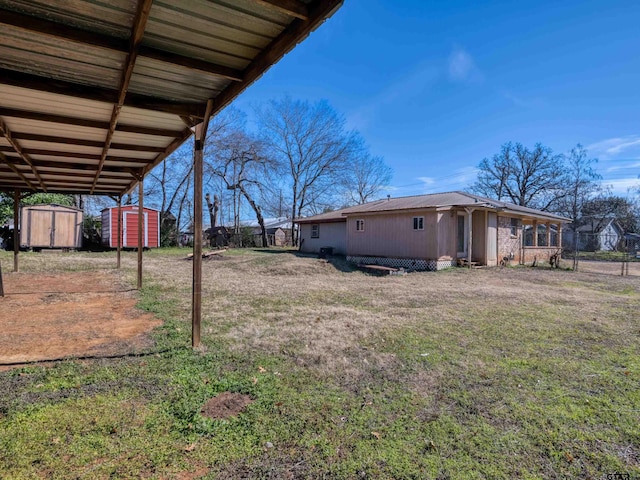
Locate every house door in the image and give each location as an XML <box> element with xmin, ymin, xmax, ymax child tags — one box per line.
<box><xmin>457</xmin><ymin>213</ymin><xmax>468</xmax><ymax>258</ymax></box>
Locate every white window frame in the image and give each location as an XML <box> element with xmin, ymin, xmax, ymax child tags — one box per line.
<box><xmin>413</xmin><ymin>216</ymin><xmax>424</xmax><ymax>230</ymax></box>
<box><xmin>356</xmin><ymin>219</ymin><xmax>365</xmax><ymax>232</ymax></box>
<box><xmin>311</xmin><ymin>224</ymin><xmax>319</xmax><ymax>238</ymax></box>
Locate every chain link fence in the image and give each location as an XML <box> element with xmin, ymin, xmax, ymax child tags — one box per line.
<box><xmin>563</xmin><ymin>232</ymin><xmax>640</xmax><ymax>276</ymax></box>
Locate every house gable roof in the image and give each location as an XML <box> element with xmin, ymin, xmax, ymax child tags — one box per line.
<box><xmin>296</xmin><ymin>191</ymin><xmax>571</xmax><ymax>224</ymax></box>
<box><xmin>575</xmin><ymin>218</ymin><xmax>624</xmax><ymax>235</ymax></box>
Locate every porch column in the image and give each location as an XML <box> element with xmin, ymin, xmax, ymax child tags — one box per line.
<box><xmin>137</xmin><ymin>176</ymin><xmax>144</xmax><ymax>289</ymax></box>
<box><xmin>192</xmin><ymin>99</ymin><xmax>213</xmax><ymax>348</ymax></box>
<box><xmin>546</xmin><ymin>222</ymin><xmax>551</xmax><ymax>247</ymax></box>
<box><xmin>116</xmin><ymin>196</ymin><xmax>122</xmax><ymax>269</ymax></box>
<box><xmin>557</xmin><ymin>223</ymin><xmax>562</xmax><ymax>248</ymax></box>
<box><xmin>533</xmin><ymin>220</ymin><xmax>538</xmax><ymax>247</ymax></box>
<box><xmin>13</xmin><ymin>189</ymin><xmax>19</xmax><ymax>272</ymax></box>
<box><xmin>465</xmin><ymin>207</ymin><xmax>474</xmax><ymax>268</ymax></box>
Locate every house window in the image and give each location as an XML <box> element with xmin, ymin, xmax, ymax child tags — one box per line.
<box><xmin>413</xmin><ymin>216</ymin><xmax>424</xmax><ymax>230</ymax></box>
<box><xmin>537</xmin><ymin>224</ymin><xmax>547</xmax><ymax>246</ymax></box>
<box><xmin>311</xmin><ymin>224</ymin><xmax>319</xmax><ymax>238</ymax></box>
<box><xmin>510</xmin><ymin>218</ymin><xmax>519</xmax><ymax>237</ymax></box>
<box><xmin>356</xmin><ymin>219</ymin><xmax>365</xmax><ymax>232</ymax></box>
<box><xmin>523</xmin><ymin>225</ymin><xmax>533</xmax><ymax>246</ymax></box>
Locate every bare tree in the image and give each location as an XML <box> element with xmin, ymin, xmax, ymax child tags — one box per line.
<box><xmin>205</xmin><ymin>112</ymin><xmax>273</xmax><ymax>247</ymax></box>
<box><xmin>341</xmin><ymin>140</ymin><xmax>392</xmax><ymax>204</ymax></box>
<box><xmin>256</xmin><ymin>97</ymin><xmax>352</xmax><ymax>244</ymax></box>
<box><xmin>472</xmin><ymin>142</ymin><xmax>566</xmax><ymax>210</ymax></box>
<box><xmin>553</xmin><ymin>144</ymin><xmax>601</xmax><ymax>268</ymax></box>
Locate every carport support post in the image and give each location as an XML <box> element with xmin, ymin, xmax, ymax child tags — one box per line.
<box><xmin>13</xmin><ymin>189</ymin><xmax>19</xmax><ymax>272</ymax></box>
<box><xmin>116</xmin><ymin>196</ymin><xmax>122</xmax><ymax>269</ymax></box>
<box><xmin>137</xmin><ymin>177</ymin><xmax>144</xmax><ymax>289</ymax></box>
<box><xmin>192</xmin><ymin>99</ymin><xmax>213</xmax><ymax>349</ymax></box>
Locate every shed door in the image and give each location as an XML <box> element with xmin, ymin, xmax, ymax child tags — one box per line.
<box><xmin>52</xmin><ymin>211</ymin><xmax>79</xmax><ymax>247</ymax></box>
<box><xmin>28</xmin><ymin>209</ymin><xmax>54</xmax><ymax>247</ymax></box>
<box><xmin>123</xmin><ymin>211</ymin><xmax>148</xmax><ymax>247</ymax></box>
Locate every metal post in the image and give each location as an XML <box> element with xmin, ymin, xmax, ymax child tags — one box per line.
<box><xmin>137</xmin><ymin>177</ymin><xmax>144</xmax><ymax>289</ymax></box>
<box><xmin>192</xmin><ymin>135</ymin><xmax>203</xmax><ymax>347</ymax></box>
<box><xmin>117</xmin><ymin>196</ymin><xmax>122</xmax><ymax>269</ymax></box>
<box><xmin>13</xmin><ymin>189</ymin><xmax>19</xmax><ymax>272</ymax></box>
<box><xmin>192</xmin><ymin>99</ymin><xmax>213</xmax><ymax>349</ymax></box>
<box><xmin>0</xmin><ymin>261</ymin><xmax>4</xmax><ymax>297</ymax></box>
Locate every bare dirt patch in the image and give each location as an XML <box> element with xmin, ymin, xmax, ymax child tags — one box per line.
<box><xmin>0</xmin><ymin>270</ymin><xmax>162</xmax><ymax>366</ymax></box>
<box><xmin>201</xmin><ymin>391</ymin><xmax>253</xmax><ymax>420</ymax></box>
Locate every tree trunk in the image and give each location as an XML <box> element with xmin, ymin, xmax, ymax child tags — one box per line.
<box><xmin>205</xmin><ymin>193</ymin><xmax>220</xmax><ymax>247</ymax></box>
<box><xmin>230</xmin><ymin>184</ymin><xmax>267</xmax><ymax>248</ymax></box>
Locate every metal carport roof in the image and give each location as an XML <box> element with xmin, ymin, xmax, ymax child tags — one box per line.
<box><xmin>0</xmin><ymin>0</ymin><xmax>343</xmax><ymax>347</ymax></box>
<box><xmin>0</xmin><ymin>0</ymin><xmax>343</xmax><ymax>196</ymax></box>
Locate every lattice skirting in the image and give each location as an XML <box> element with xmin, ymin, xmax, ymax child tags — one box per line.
<box><xmin>347</xmin><ymin>256</ymin><xmax>454</xmax><ymax>271</ymax></box>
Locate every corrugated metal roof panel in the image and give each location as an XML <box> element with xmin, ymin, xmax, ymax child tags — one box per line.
<box><xmin>0</xmin><ymin>84</ymin><xmax>113</xmax><ymax>120</ymax></box>
<box><xmin>2</xmin><ymin>119</ymin><xmax>107</xmax><ymax>141</ymax></box>
<box><xmin>18</xmin><ymin>141</ymin><xmax>102</xmax><ymax>156</ymax></box>
<box><xmin>0</xmin><ymin>0</ymin><xmax>136</xmax><ymax>39</ymax></box>
<box><xmin>118</xmin><ymin>106</ymin><xmax>186</xmax><ymax>131</ymax></box>
<box><xmin>103</xmin><ymin>159</ymin><xmax>147</xmax><ymax>168</ymax></box>
<box><xmin>0</xmin><ymin>26</ymin><xmax>124</xmax><ymax>88</ymax></box>
<box><xmin>106</xmin><ymin>149</ymin><xmax>157</xmax><ymax>160</ymax></box>
<box><xmin>129</xmin><ymin>58</ymin><xmax>229</xmax><ymax>102</ymax></box>
<box><xmin>110</xmin><ymin>131</ymin><xmax>173</xmax><ymax>147</ymax></box>
<box><xmin>0</xmin><ymin>0</ymin><xmax>344</xmax><ymax>195</ymax></box>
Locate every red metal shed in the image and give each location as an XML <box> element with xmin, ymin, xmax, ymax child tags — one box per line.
<box><xmin>101</xmin><ymin>206</ymin><xmax>160</xmax><ymax>249</ymax></box>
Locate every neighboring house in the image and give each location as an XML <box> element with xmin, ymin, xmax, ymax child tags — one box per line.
<box><xmin>241</xmin><ymin>217</ymin><xmax>295</xmax><ymax>247</ymax></box>
<box><xmin>296</xmin><ymin>191</ymin><xmax>570</xmax><ymax>271</ymax></box>
<box><xmin>563</xmin><ymin>219</ymin><xmax>624</xmax><ymax>252</ymax></box>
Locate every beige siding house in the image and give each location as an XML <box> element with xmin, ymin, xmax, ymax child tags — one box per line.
<box><xmin>297</xmin><ymin>192</ymin><xmax>570</xmax><ymax>270</ymax></box>
<box><xmin>298</xmin><ymin>210</ymin><xmax>347</xmax><ymax>255</ymax></box>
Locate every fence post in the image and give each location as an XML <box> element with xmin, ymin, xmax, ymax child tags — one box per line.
<box><xmin>0</xmin><ymin>261</ymin><xmax>4</xmax><ymax>297</ymax></box>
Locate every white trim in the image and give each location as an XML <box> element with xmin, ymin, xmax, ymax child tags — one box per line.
<box><xmin>157</xmin><ymin>210</ymin><xmax>160</xmax><ymax>247</ymax></box>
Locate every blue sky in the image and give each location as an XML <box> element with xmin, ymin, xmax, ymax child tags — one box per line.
<box><xmin>233</xmin><ymin>0</ymin><xmax>640</xmax><ymax>198</ymax></box>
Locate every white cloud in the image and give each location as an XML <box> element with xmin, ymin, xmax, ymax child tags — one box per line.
<box><xmin>417</xmin><ymin>176</ymin><xmax>436</xmax><ymax>186</ymax></box>
<box><xmin>605</xmin><ymin>161</ymin><xmax>640</xmax><ymax>173</ymax></box>
<box><xmin>586</xmin><ymin>135</ymin><xmax>640</xmax><ymax>160</ymax></box>
<box><xmin>602</xmin><ymin>178</ymin><xmax>640</xmax><ymax>195</ymax></box>
<box><xmin>448</xmin><ymin>47</ymin><xmax>481</xmax><ymax>82</ymax></box>
<box><xmin>418</xmin><ymin>166</ymin><xmax>479</xmax><ymax>193</ymax></box>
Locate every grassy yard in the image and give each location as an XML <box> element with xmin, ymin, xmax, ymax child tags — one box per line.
<box><xmin>0</xmin><ymin>249</ymin><xmax>638</xmax><ymax>479</ymax></box>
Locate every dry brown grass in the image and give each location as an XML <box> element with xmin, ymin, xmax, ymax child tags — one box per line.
<box><xmin>134</xmin><ymin>250</ymin><xmax>639</xmax><ymax>386</ymax></box>
<box><xmin>2</xmin><ymin>248</ymin><xmax>638</xmax><ymax>478</ymax></box>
